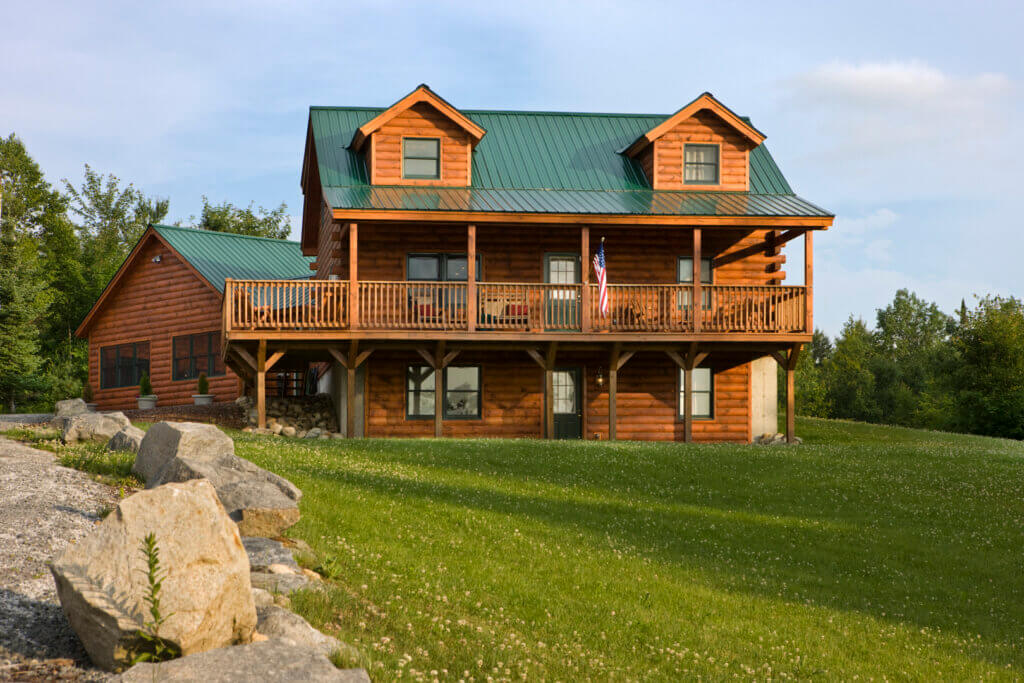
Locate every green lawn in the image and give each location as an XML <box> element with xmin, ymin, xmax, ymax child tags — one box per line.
<box><xmin>193</xmin><ymin>421</ymin><xmax>1024</xmax><ymax>678</ymax></box>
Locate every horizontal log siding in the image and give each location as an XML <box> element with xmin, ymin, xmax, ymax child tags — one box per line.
<box><xmin>363</xmin><ymin>350</ymin><xmax>753</xmax><ymax>442</ymax></box>
<box><xmin>369</xmin><ymin>102</ymin><xmax>471</xmax><ymax>186</ymax></box>
<box><xmin>346</xmin><ymin>224</ymin><xmax>781</xmax><ymax>285</ymax></box>
<box><xmin>365</xmin><ymin>351</ymin><xmax>542</xmax><ymax>438</ymax></box>
<box><xmin>87</xmin><ymin>238</ymin><xmax>239</xmax><ymax>410</ymax></box>
<box><xmin>314</xmin><ymin>200</ymin><xmax>339</xmax><ymax>279</ymax></box>
<box><xmin>588</xmin><ymin>352</ymin><xmax>751</xmax><ymax>442</ymax></box>
<box><xmin>653</xmin><ymin>110</ymin><xmax>751</xmax><ymax>191</ymax></box>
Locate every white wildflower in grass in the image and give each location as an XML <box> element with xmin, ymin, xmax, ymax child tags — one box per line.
<box><xmin>231</xmin><ymin>419</ymin><xmax>1024</xmax><ymax>680</ymax></box>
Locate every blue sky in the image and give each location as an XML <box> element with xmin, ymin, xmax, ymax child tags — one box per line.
<box><xmin>3</xmin><ymin>0</ymin><xmax>1022</xmax><ymax>336</ymax></box>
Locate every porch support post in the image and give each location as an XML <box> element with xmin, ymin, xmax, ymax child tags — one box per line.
<box><xmin>467</xmin><ymin>224</ymin><xmax>477</xmax><ymax>332</ymax></box>
<box><xmin>608</xmin><ymin>343</ymin><xmax>619</xmax><ymax>441</ymax></box>
<box><xmin>771</xmin><ymin>345</ymin><xmax>802</xmax><ymax>444</ymax></box>
<box><xmin>348</xmin><ymin>223</ymin><xmax>359</xmax><ymax>329</ymax></box>
<box><xmin>346</xmin><ymin>341</ymin><xmax>358</xmax><ymax>439</ymax></box>
<box><xmin>545</xmin><ymin>342</ymin><xmax>557</xmax><ymax>439</ymax></box>
<box><xmin>693</xmin><ymin>228</ymin><xmax>702</xmax><ymax>333</ymax></box>
<box><xmin>804</xmin><ymin>230</ymin><xmax>814</xmax><ymax>333</ymax></box>
<box><xmin>581</xmin><ymin>226</ymin><xmax>591</xmax><ymax>333</ymax></box>
<box><xmin>256</xmin><ymin>339</ymin><xmax>267</xmax><ymax>429</ymax></box>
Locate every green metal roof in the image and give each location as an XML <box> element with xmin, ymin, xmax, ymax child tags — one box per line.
<box><xmin>309</xmin><ymin>106</ymin><xmax>830</xmax><ymax>217</ymax></box>
<box><xmin>153</xmin><ymin>225</ymin><xmax>312</xmax><ymax>292</ymax></box>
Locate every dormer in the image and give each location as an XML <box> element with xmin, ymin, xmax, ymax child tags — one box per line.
<box><xmin>350</xmin><ymin>84</ymin><xmax>486</xmax><ymax>187</ymax></box>
<box><xmin>622</xmin><ymin>93</ymin><xmax>765</xmax><ymax>192</ymax></box>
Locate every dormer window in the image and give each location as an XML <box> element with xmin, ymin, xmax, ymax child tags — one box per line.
<box><xmin>403</xmin><ymin>138</ymin><xmax>441</xmax><ymax>179</ymax></box>
<box><xmin>684</xmin><ymin>144</ymin><xmax>719</xmax><ymax>185</ymax></box>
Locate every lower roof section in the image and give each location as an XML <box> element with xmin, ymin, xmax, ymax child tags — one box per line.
<box><xmin>323</xmin><ymin>186</ymin><xmax>832</xmax><ymax>219</ymax></box>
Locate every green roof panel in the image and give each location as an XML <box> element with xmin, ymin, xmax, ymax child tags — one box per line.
<box><xmin>309</xmin><ymin>106</ymin><xmax>827</xmax><ymax>217</ymax></box>
<box><xmin>153</xmin><ymin>225</ymin><xmax>313</xmax><ymax>291</ymax></box>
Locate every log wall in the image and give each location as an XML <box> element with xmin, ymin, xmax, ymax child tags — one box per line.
<box><xmin>86</xmin><ymin>237</ymin><xmax>239</xmax><ymax>410</ymax></box>
<box><xmin>363</xmin><ymin>349</ymin><xmax>754</xmax><ymax>442</ymax></box>
<box><xmin>368</xmin><ymin>102</ymin><xmax>472</xmax><ymax>186</ymax></box>
<box><xmin>652</xmin><ymin>110</ymin><xmax>751</xmax><ymax>191</ymax></box>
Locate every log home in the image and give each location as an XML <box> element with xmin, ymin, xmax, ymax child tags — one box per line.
<box><xmin>76</xmin><ymin>225</ymin><xmax>312</xmax><ymax>410</ymax></box>
<box><xmin>222</xmin><ymin>85</ymin><xmax>833</xmax><ymax>442</ymax></box>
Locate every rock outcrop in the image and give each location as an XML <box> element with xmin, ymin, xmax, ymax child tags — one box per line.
<box><xmin>116</xmin><ymin>639</ymin><xmax>369</xmax><ymax>682</ymax></box>
<box><xmin>107</xmin><ymin>425</ymin><xmax>146</xmax><ymax>453</ymax></box>
<box><xmin>255</xmin><ymin>605</ymin><xmax>353</xmax><ymax>660</ymax></box>
<box><xmin>56</xmin><ymin>412</ymin><xmax>131</xmax><ymax>444</ymax></box>
<box><xmin>133</xmin><ymin>421</ymin><xmax>301</xmax><ymax>536</ymax></box>
<box><xmin>49</xmin><ymin>480</ymin><xmax>256</xmax><ymax>671</ymax></box>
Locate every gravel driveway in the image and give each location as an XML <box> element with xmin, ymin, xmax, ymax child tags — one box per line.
<box><xmin>0</xmin><ymin>436</ymin><xmax>117</xmax><ymax>680</ymax></box>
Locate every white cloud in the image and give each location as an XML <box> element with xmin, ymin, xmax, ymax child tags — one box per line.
<box><xmin>785</xmin><ymin>60</ymin><xmax>1022</xmax><ymax>202</ymax></box>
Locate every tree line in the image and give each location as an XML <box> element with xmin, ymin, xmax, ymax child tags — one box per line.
<box><xmin>789</xmin><ymin>290</ymin><xmax>1024</xmax><ymax>440</ymax></box>
<box><xmin>0</xmin><ymin>133</ymin><xmax>292</xmax><ymax>411</ymax></box>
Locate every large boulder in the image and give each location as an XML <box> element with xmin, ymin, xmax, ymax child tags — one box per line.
<box><xmin>57</xmin><ymin>411</ymin><xmax>131</xmax><ymax>444</ymax></box>
<box><xmin>107</xmin><ymin>425</ymin><xmax>146</xmax><ymax>453</ymax></box>
<box><xmin>50</xmin><ymin>480</ymin><xmax>257</xmax><ymax>671</ymax></box>
<box><xmin>55</xmin><ymin>398</ymin><xmax>90</xmax><ymax>417</ymax></box>
<box><xmin>243</xmin><ymin>537</ymin><xmax>299</xmax><ymax>571</ymax></box>
<box><xmin>116</xmin><ymin>639</ymin><xmax>369</xmax><ymax>682</ymax></box>
<box><xmin>133</xmin><ymin>422</ymin><xmax>302</xmax><ymax>537</ymax></box>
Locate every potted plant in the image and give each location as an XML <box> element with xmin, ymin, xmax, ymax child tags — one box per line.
<box><xmin>192</xmin><ymin>372</ymin><xmax>214</xmax><ymax>406</ymax></box>
<box><xmin>137</xmin><ymin>373</ymin><xmax>157</xmax><ymax>410</ymax></box>
<box><xmin>82</xmin><ymin>383</ymin><xmax>97</xmax><ymax>412</ymax></box>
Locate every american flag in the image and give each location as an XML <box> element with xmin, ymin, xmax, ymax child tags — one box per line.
<box><xmin>593</xmin><ymin>239</ymin><xmax>609</xmax><ymax>316</ymax></box>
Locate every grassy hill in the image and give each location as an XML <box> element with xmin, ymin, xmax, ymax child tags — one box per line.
<box><xmin>231</xmin><ymin>418</ymin><xmax>1023</xmax><ymax>680</ymax></box>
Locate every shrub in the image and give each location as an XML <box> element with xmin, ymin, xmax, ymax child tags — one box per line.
<box><xmin>197</xmin><ymin>372</ymin><xmax>209</xmax><ymax>395</ymax></box>
<box><xmin>139</xmin><ymin>372</ymin><xmax>153</xmax><ymax>397</ymax></box>
<box><xmin>82</xmin><ymin>382</ymin><xmax>93</xmax><ymax>402</ymax></box>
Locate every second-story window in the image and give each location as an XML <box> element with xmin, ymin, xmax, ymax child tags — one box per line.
<box><xmin>684</xmin><ymin>144</ymin><xmax>719</xmax><ymax>184</ymax></box>
<box><xmin>403</xmin><ymin>138</ymin><xmax>441</xmax><ymax>179</ymax></box>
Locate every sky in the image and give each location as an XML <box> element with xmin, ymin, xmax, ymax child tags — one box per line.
<box><xmin>2</xmin><ymin>0</ymin><xmax>1022</xmax><ymax>336</ymax></box>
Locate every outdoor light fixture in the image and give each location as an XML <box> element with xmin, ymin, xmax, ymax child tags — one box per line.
<box><xmin>152</xmin><ymin>254</ymin><xmax>162</xmax><ymax>263</ymax></box>
<box><xmin>596</xmin><ymin>366</ymin><xmax>604</xmax><ymax>387</ymax></box>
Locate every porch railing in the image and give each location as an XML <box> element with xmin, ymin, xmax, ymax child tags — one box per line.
<box><xmin>224</xmin><ymin>279</ymin><xmax>807</xmax><ymax>335</ymax></box>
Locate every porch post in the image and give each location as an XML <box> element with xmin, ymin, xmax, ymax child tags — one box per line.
<box><xmin>348</xmin><ymin>223</ymin><xmax>359</xmax><ymax>329</ymax></box>
<box><xmin>804</xmin><ymin>230</ymin><xmax>814</xmax><ymax>333</ymax></box>
<box><xmin>786</xmin><ymin>345</ymin><xmax>800</xmax><ymax>443</ymax></box>
<box><xmin>608</xmin><ymin>343</ymin><xmax>619</xmax><ymax>440</ymax></box>
<box><xmin>256</xmin><ymin>339</ymin><xmax>267</xmax><ymax>429</ymax></box>
<box><xmin>693</xmin><ymin>228</ymin><xmax>702</xmax><ymax>333</ymax></box>
<box><xmin>683</xmin><ymin>365</ymin><xmax>693</xmax><ymax>443</ymax></box>
<box><xmin>581</xmin><ymin>226</ymin><xmax>591</xmax><ymax>333</ymax></box>
<box><xmin>467</xmin><ymin>224</ymin><xmax>476</xmax><ymax>332</ymax></box>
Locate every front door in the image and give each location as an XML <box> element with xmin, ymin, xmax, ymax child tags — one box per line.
<box><xmin>552</xmin><ymin>367</ymin><xmax>582</xmax><ymax>439</ymax></box>
<box><xmin>544</xmin><ymin>254</ymin><xmax>581</xmax><ymax>330</ymax></box>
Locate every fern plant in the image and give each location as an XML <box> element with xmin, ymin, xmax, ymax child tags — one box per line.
<box><xmin>128</xmin><ymin>532</ymin><xmax>181</xmax><ymax>665</ymax></box>
<box><xmin>197</xmin><ymin>372</ymin><xmax>209</xmax><ymax>395</ymax></box>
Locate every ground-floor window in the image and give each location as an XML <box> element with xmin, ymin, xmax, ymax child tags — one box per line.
<box><xmin>678</xmin><ymin>367</ymin><xmax>713</xmax><ymax>419</ymax></box>
<box><xmin>100</xmin><ymin>341</ymin><xmax>150</xmax><ymax>389</ymax></box>
<box><xmin>444</xmin><ymin>366</ymin><xmax>481</xmax><ymax>419</ymax></box>
<box><xmin>172</xmin><ymin>331</ymin><xmax>225</xmax><ymax>380</ymax></box>
<box><xmin>405</xmin><ymin>364</ymin><xmax>481</xmax><ymax>419</ymax></box>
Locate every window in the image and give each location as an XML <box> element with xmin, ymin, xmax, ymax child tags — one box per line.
<box><xmin>407</xmin><ymin>253</ymin><xmax>482</xmax><ymax>281</ymax></box>
<box><xmin>445</xmin><ymin>366</ymin><xmax>481</xmax><ymax>419</ymax></box>
<box><xmin>406</xmin><ymin>365</ymin><xmax>436</xmax><ymax>419</ymax></box>
<box><xmin>404</xmin><ymin>364</ymin><xmax>481</xmax><ymax>420</ymax></box>
<box><xmin>172</xmin><ymin>332</ymin><xmax>225</xmax><ymax>381</ymax></box>
<box><xmin>677</xmin><ymin>256</ymin><xmax>712</xmax><ymax>308</ymax></box>
<box><xmin>684</xmin><ymin>144</ymin><xmax>719</xmax><ymax>184</ymax></box>
<box><xmin>678</xmin><ymin>367</ymin><xmax>713</xmax><ymax>419</ymax></box>
<box><xmin>100</xmin><ymin>342</ymin><xmax>150</xmax><ymax>389</ymax></box>
<box><xmin>403</xmin><ymin>138</ymin><xmax>440</xmax><ymax>179</ymax></box>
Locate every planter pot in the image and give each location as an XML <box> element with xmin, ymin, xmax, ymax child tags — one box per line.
<box><xmin>192</xmin><ymin>394</ymin><xmax>215</xmax><ymax>406</ymax></box>
<box><xmin>137</xmin><ymin>395</ymin><xmax>157</xmax><ymax>410</ymax></box>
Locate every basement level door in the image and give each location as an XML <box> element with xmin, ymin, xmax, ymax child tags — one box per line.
<box><xmin>552</xmin><ymin>367</ymin><xmax>582</xmax><ymax>440</ymax></box>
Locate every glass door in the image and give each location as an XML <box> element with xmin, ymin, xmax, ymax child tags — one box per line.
<box><xmin>544</xmin><ymin>253</ymin><xmax>581</xmax><ymax>330</ymax></box>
